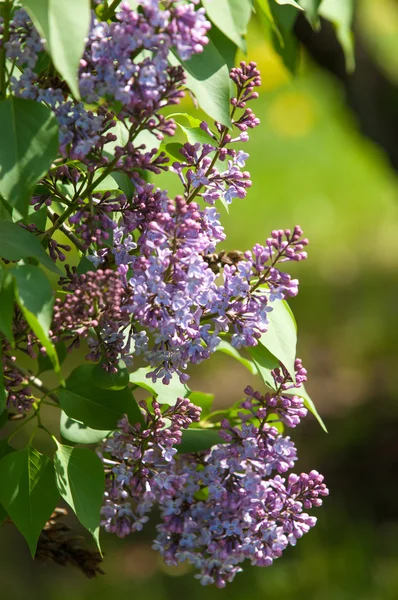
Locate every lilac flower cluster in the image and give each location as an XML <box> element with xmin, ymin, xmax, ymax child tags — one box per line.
<box><xmin>0</xmin><ymin>2</ymin><xmax>329</xmax><ymax>583</ymax></box>
<box><xmin>81</xmin><ymin>1</ymin><xmax>210</xmax><ymax>117</ymax></box>
<box><xmin>243</xmin><ymin>358</ymin><xmax>309</xmax><ymax>428</ymax></box>
<box><xmin>100</xmin><ymin>398</ymin><xmax>202</xmax><ymax>536</ymax></box>
<box><xmin>5</xmin><ymin>2</ymin><xmax>209</xmax><ymax>161</ymax></box>
<box><xmin>99</xmin><ymin>359</ymin><xmax>328</xmax><ymax>587</ymax></box>
<box><xmin>51</xmin><ymin>269</ymin><xmax>130</xmax><ymax>370</ymax></box>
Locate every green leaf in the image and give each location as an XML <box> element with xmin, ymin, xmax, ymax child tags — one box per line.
<box><xmin>0</xmin><ymin>446</ymin><xmax>60</xmax><ymax>555</ymax></box>
<box><xmin>129</xmin><ymin>367</ymin><xmax>190</xmax><ymax>405</ymax></box>
<box><xmin>0</xmin><ymin>349</ymin><xmax>6</xmax><ymax>415</ymax></box>
<box><xmin>76</xmin><ymin>255</ymin><xmax>95</xmax><ymax>275</ymax></box>
<box><xmin>247</xmin><ymin>343</ymin><xmax>280</xmax><ymax>389</ymax></box>
<box><xmin>319</xmin><ymin>0</ymin><xmax>355</xmax><ymax>72</ymax></box>
<box><xmin>0</xmin><ymin>268</ymin><xmax>15</xmax><ymax>344</ymax></box>
<box><xmin>92</xmin><ymin>361</ymin><xmax>130</xmax><ymax>391</ymax></box>
<box><xmin>187</xmin><ymin>391</ymin><xmax>214</xmax><ymax>418</ymax></box>
<box><xmin>216</xmin><ymin>340</ymin><xmax>258</xmax><ymax>375</ymax></box>
<box><xmin>21</xmin><ymin>0</ymin><xmax>91</xmax><ymax>98</ymax></box>
<box><xmin>171</xmin><ymin>40</ymin><xmax>232</xmax><ymax>128</ymax></box>
<box><xmin>111</xmin><ymin>171</ymin><xmax>135</xmax><ymax>201</ymax></box>
<box><xmin>0</xmin><ymin>221</ymin><xmax>59</xmax><ymax>274</ymax></box>
<box><xmin>202</xmin><ymin>0</ymin><xmax>253</xmax><ymax>52</ymax></box>
<box><xmin>93</xmin><ymin>172</ymin><xmax>120</xmax><ymax>192</ymax></box>
<box><xmin>209</xmin><ymin>23</ymin><xmax>238</xmax><ymax>71</ymax></box>
<box><xmin>0</xmin><ymin>98</ymin><xmax>59</xmax><ymax>216</ymax></box>
<box><xmin>12</xmin><ymin>265</ymin><xmax>61</xmax><ymax>379</ymax></box>
<box><xmin>54</xmin><ymin>443</ymin><xmax>105</xmax><ymax>550</ymax></box>
<box><xmin>160</xmin><ymin>142</ymin><xmax>184</xmax><ymax>162</ymax></box>
<box><xmin>0</xmin><ymin>406</ymin><xmax>7</xmax><ymax>430</ymax></box>
<box><xmin>60</xmin><ymin>411</ymin><xmax>111</xmax><ymax>445</ymax></box>
<box><xmin>0</xmin><ymin>503</ymin><xmax>7</xmax><ymax>526</ymax></box>
<box><xmin>275</xmin><ymin>0</ymin><xmax>303</xmax><ymax>9</ymax></box>
<box><xmin>37</xmin><ymin>341</ymin><xmax>67</xmax><ymax>375</ymax></box>
<box><xmin>0</xmin><ymin>439</ymin><xmax>13</xmax><ymax>460</ymax></box>
<box><xmin>269</xmin><ymin>2</ymin><xmax>300</xmax><ymax>74</ymax></box>
<box><xmin>178</xmin><ymin>428</ymin><xmax>224</xmax><ymax>453</ymax></box>
<box><xmin>259</xmin><ymin>299</ymin><xmax>297</xmax><ymax>379</ymax></box>
<box><xmin>298</xmin><ymin>0</ymin><xmax>322</xmax><ymax>29</ymax></box>
<box><xmin>59</xmin><ymin>364</ymin><xmax>143</xmax><ymax>429</ymax></box>
<box><xmin>177</xmin><ymin>124</ymin><xmax>214</xmax><ymax>147</ymax></box>
<box><xmin>287</xmin><ymin>384</ymin><xmax>328</xmax><ymax>432</ymax></box>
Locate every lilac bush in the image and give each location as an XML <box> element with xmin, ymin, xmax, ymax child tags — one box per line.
<box><xmin>0</xmin><ymin>0</ymin><xmax>334</xmax><ymax>586</ymax></box>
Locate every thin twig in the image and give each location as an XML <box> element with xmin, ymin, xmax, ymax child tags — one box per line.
<box><xmin>4</xmin><ymin>358</ymin><xmax>60</xmax><ymax>404</ymax></box>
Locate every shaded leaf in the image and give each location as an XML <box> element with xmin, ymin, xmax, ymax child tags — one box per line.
<box><xmin>209</xmin><ymin>23</ymin><xmax>238</xmax><ymax>71</ymax></box>
<box><xmin>59</xmin><ymin>364</ymin><xmax>143</xmax><ymax>429</ymax></box>
<box><xmin>54</xmin><ymin>443</ymin><xmax>105</xmax><ymax>550</ymax></box>
<box><xmin>319</xmin><ymin>0</ymin><xmax>355</xmax><ymax>72</ymax></box>
<box><xmin>0</xmin><ymin>446</ymin><xmax>60</xmax><ymax>555</ymax></box>
<box><xmin>0</xmin><ymin>221</ymin><xmax>59</xmax><ymax>274</ymax></box>
<box><xmin>269</xmin><ymin>2</ymin><xmax>300</xmax><ymax>74</ymax></box>
<box><xmin>60</xmin><ymin>411</ymin><xmax>111</xmax><ymax>445</ymax></box>
<box><xmin>298</xmin><ymin>0</ymin><xmax>322</xmax><ymax>29</ymax></box>
<box><xmin>92</xmin><ymin>361</ymin><xmax>130</xmax><ymax>391</ymax></box>
<box><xmin>0</xmin><ymin>503</ymin><xmax>7</xmax><ymax>526</ymax></box>
<box><xmin>178</xmin><ymin>428</ymin><xmax>224</xmax><ymax>453</ymax></box>
<box><xmin>0</xmin><ymin>267</ymin><xmax>15</xmax><ymax>344</ymax></box>
<box><xmin>187</xmin><ymin>391</ymin><xmax>214</xmax><ymax>418</ymax></box>
<box><xmin>0</xmin><ymin>98</ymin><xmax>59</xmax><ymax>216</ymax></box>
<box><xmin>37</xmin><ymin>342</ymin><xmax>67</xmax><ymax>375</ymax></box>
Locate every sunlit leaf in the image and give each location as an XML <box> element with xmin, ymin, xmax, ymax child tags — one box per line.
<box><xmin>0</xmin><ymin>446</ymin><xmax>60</xmax><ymax>555</ymax></box>
<box><xmin>202</xmin><ymin>0</ymin><xmax>253</xmax><ymax>52</ymax></box>
<box><xmin>0</xmin><ymin>98</ymin><xmax>58</xmax><ymax>217</ymax></box>
<box><xmin>21</xmin><ymin>0</ymin><xmax>91</xmax><ymax>98</ymax></box>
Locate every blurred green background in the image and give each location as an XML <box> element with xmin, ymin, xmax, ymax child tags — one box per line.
<box><xmin>2</xmin><ymin>1</ymin><xmax>398</xmax><ymax>598</ymax></box>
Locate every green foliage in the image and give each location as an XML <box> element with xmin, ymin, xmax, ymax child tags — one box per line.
<box><xmin>187</xmin><ymin>391</ymin><xmax>214</xmax><ymax>418</ymax></box>
<box><xmin>59</xmin><ymin>364</ymin><xmax>144</xmax><ymax>430</ymax></box>
<box><xmin>0</xmin><ymin>446</ymin><xmax>60</xmax><ymax>555</ymax></box>
<box><xmin>0</xmin><ymin>97</ymin><xmax>59</xmax><ymax>216</ymax></box>
<box><xmin>12</xmin><ymin>265</ymin><xmax>61</xmax><ymax>378</ymax></box>
<box><xmin>0</xmin><ymin>220</ymin><xmax>59</xmax><ymax>273</ymax></box>
<box><xmin>130</xmin><ymin>367</ymin><xmax>190</xmax><ymax>405</ymax></box>
<box><xmin>259</xmin><ymin>299</ymin><xmax>297</xmax><ymax>380</ymax></box>
<box><xmin>60</xmin><ymin>411</ymin><xmax>111</xmax><ymax>445</ymax></box>
<box><xmin>248</xmin><ymin>343</ymin><xmax>280</xmax><ymax>388</ymax></box>
<box><xmin>216</xmin><ymin>340</ymin><xmax>258</xmax><ymax>375</ymax></box>
<box><xmin>173</xmin><ymin>40</ymin><xmax>232</xmax><ymax>127</ymax></box>
<box><xmin>319</xmin><ymin>0</ymin><xmax>355</xmax><ymax>72</ymax></box>
<box><xmin>0</xmin><ymin>267</ymin><xmax>15</xmax><ymax>344</ymax></box>
<box><xmin>178</xmin><ymin>428</ymin><xmax>224</xmax><ymax>453</ymax></box>
<box><xmin>92</xmin><ymin>361</ymin><xmax>130</xmax><ymax>391</ymax></box>
<box><xmin>201</xmin><ymin>0</ymin><xmax>252</xmax><ymax>52</ymax></box>
<box><xmin>54</xmin><ymin>442</ymin><xmax>104</xmax><ymax>550</ymax></box>
<box><xmin>20</xmin><ymin>0</ymin><xmax>91</xmax><ymax>98</ymax></box>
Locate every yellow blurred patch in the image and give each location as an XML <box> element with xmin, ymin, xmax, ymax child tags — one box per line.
<box><xmin>241</xmin><ymin>43</ymin><xmax>290</xmax><ymax>92</ymax></box>
<box><xmin>268</xmin><ymin>91</ymin><xmax>316</xmax><ymax>137</ymax></box>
